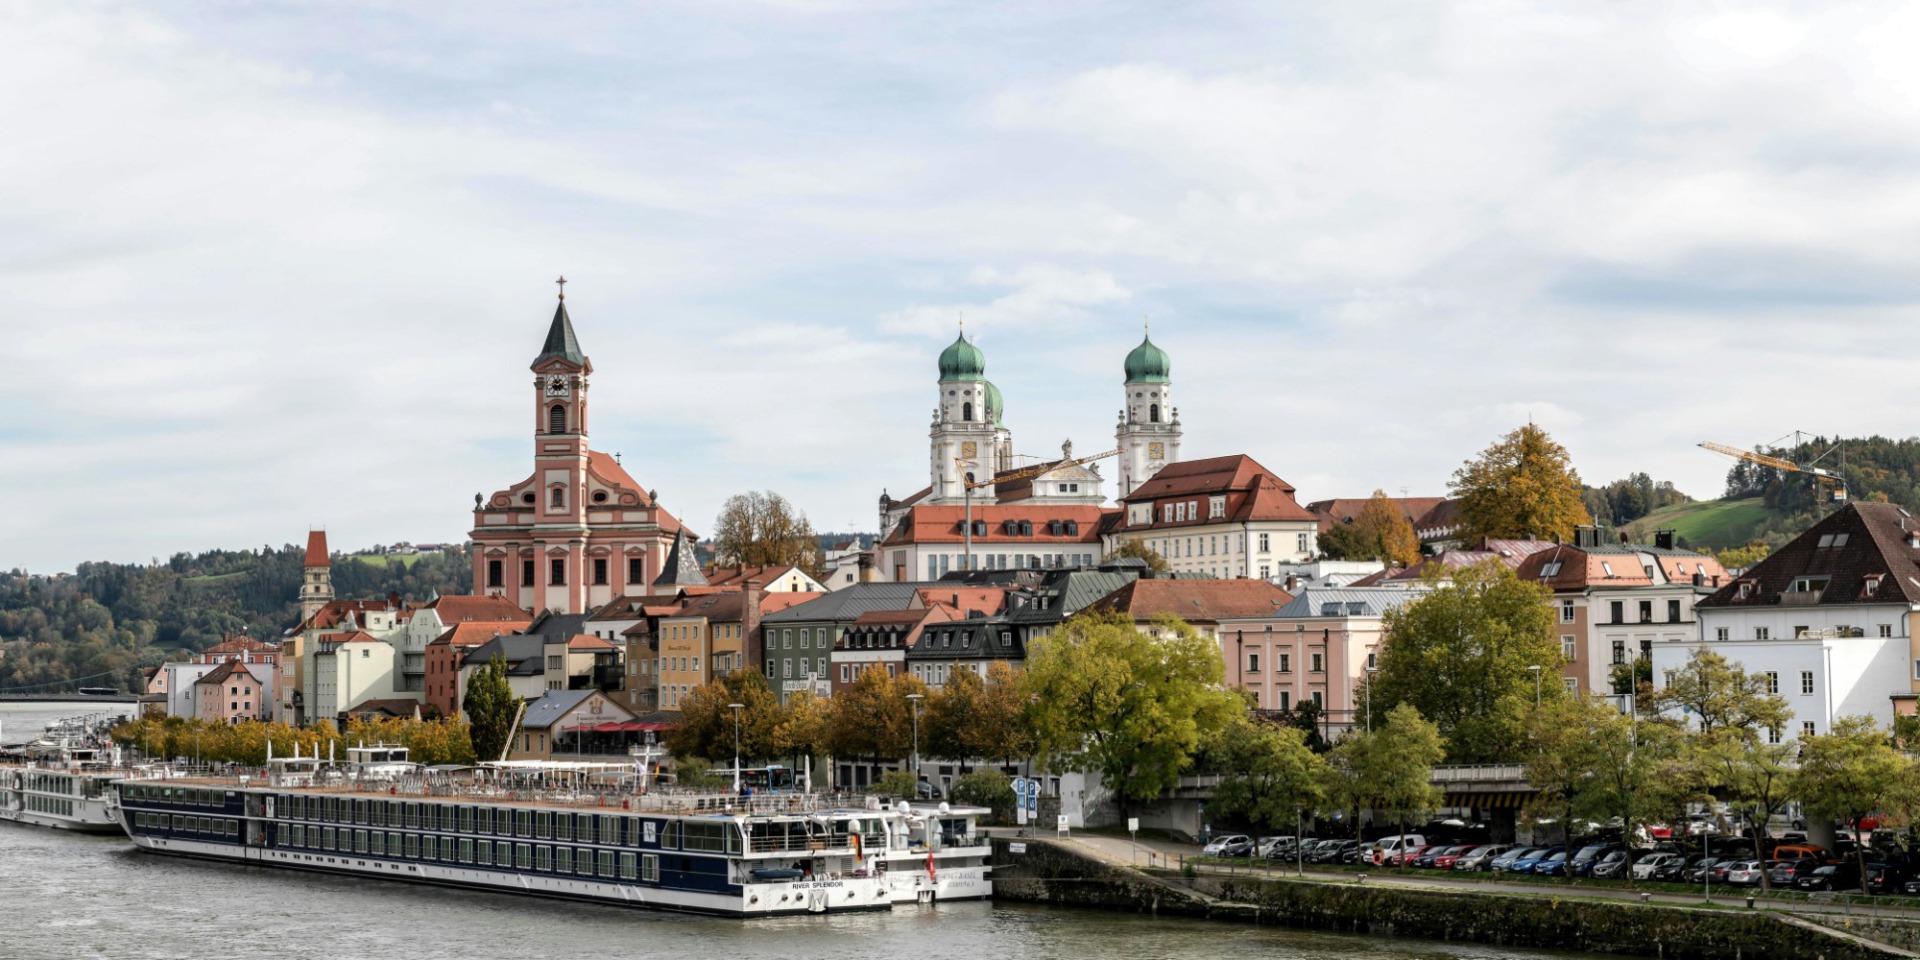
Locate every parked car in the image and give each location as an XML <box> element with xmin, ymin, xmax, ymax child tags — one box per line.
<box><xmin>1490</xmin><ymin>847</ymin><xmax>1543</xmax><ymax>874</ymax></box>
<box><xmin>1630</xmin><ymin>852</ymin><xmax>1683</xmax><ymax>881</ymax></box>
<box><xmin>1533</xmin><ymin>850</ymin><xmax>1572</xmax><ymax>876</ymax></box>
<box><xmin>1588</xmin><ymin>850</ymin><xmax>1636</xmax><ymax>880</ymax></box>
<box><xmin>1868</xmin><ymin>863</ymin><xmax>1909</xmax><ymax>895</ymax></box>
<box><xmin>1310</xmin><ymin>840</ymin><xmax>1351</xmax><ymax>864</ymax></box>
<box><xmin>1411</xmin><ymin>845</ymin><xmax>1464</xmax><ymax>868</ymax></box>
<box><xmin>1797</xmin><ymin>863</ymin><xmax>1861</xmax><ymax>892</ymax></box>
<box><xmin>1433</xmin><ymin>845</ymin><xmax>1482</xmax><ymax>870</ymax></box>
<box><xmin>1768</xmin><ymin>857</ymin><xmax>1822</xmax><ymax>887</ymax></box>
<box><xmin>1384</xmin><ymin>844</ymin><xmax>1433</xmax><ymax>868</ymax></box>
<box><xmin>1724</xmin><ymin>861</ymin><xmax>1766</xmax><ymax>886</ymax></box>
<box><xmin>1254</xmin><ymin>836</ymin><xmax>1293</xmax><ymax>858</ymax></box>
<box><xmin>1371</xmin><ymin>834</ymin><xmax>1430</xmax><ymax>865</ymax></box>
<box><xmin>1453</xmin><ymin>845</ymin><xmax>1510</xmax><ymax>872</ymax></box>
<box><xmin>1203</xmin><ymin>834</ymin><xmax>1251</xmax><ymax>857</ymax></box>
<box><xmin>1568</xmin><ymin>843</ymin><xmax>1623</xmax><ymax>877</ymax></box>
<box><xmin>1509</xmin><ymin>847</ymin><xmax>1564</xmax><ymax>874</ymax></box>
<box><xmin>1270</xmin><ymin>837</ymin><xmax>1317</xmax><ymax>860</ymax></box>
<box><xmin>1771</xmin><ymin>844</ymin><xmax>1831</xmax><ymax>863</ymax></box>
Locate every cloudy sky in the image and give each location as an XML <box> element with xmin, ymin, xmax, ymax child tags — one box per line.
<box><xmin>6</xmin><ymin>1</ymin><xmax>1920</xmax><ymax>571</ymax></box>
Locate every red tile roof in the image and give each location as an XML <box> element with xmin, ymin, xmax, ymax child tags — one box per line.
<box><xmin>760</xmin><ymin>592</ymin><xmax>824</xmax><ymax>615</ymax></box>
<box><xmin>193</xmin><ymin>660</ymin><xmax>249</xmax><ymax>687</ymax></box>
<box><xmin>428</xmin><ymin>621</ymin><xmax>526</xmax><ymax>648</ymax></box>
<box><xmin>586</xmin><ymin>451</ymin><xmax>689</xmax><ymax>536</ymax></box>
<box><xmin>702</xmin><ymin>565</ymin><xmax>805</xmax><ymax>588</ymax></box>
<box><xmin>916</xmin><ymin>587</ymin><xmax>1009</xmax><ymax>618</ymax></box>
<box><xmin>298</xmin><ymin>599</ymin><xmax>406</xmax><ymax>632</ymax></box>
<box><xmin>304</xmin><ymin>530</ymin><xmax>329</xmax><ymax>566</ymax></box>
<box><xmin>1306</xmin><ymin>496</ymin><xmax>1449</xmax><ymax>534</ymax></box>
<box><xmin>424</xmin><ymin>595</ymin><xmax>533</xmax><ymax>624</ymax></box>
<box><xmin>1699</xmin><ymin>502</ymin><xmax>1920</xmax><ymax>609</ymax></box>
<box><xmin>880</xmin><ymin>504</ymin><xmax>1113</xmax><ymax>546</ymax></box>
<box><xmin>1116</xmin><ymin>454</ymin><xmax>1318</xmax><ymax>528</ymax></box>
<box><xmin>1085</xmin><ymin>578</ymin><xmax>1296</xmax><ymax>622</ymax></box>
<box><xmin>566</xmin><ymin>634</ymin><xmax>620</xmax><ymax>650</ymax></box>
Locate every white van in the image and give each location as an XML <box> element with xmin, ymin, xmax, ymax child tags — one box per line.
<box><xmin>1371</xmin><ymin>834</ymin><xmax>1429</xmax><ymax>865</ymax></box>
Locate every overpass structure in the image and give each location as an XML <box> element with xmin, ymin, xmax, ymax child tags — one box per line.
<box><xmin>1431</xmin><ymin>764</ymin><xmax>1536</xmax><ymax>810</ymax></box>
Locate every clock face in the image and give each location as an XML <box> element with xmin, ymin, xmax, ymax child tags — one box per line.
<box><xmin>1148</xmin><ymin>442</ymin><xmax>1165</xmax><ymax>460</ymax></box>
<box><xmin>960</xmin><ymin>441</ymin><xmax>978</xmax><ymax>459</ymax></box>
<box><xmin>545</xmin><ymin>375</ymin><xmax>570</xmax><ymax>397</ymax></box>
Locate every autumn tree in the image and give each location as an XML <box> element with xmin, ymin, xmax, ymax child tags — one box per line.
<box><xmin>970</xmin><ymin>661</ymin><xmax>1034</xmax><ymax>764</ymax></box>
<box><xmin>1351</xmin><ymin>491</ymin><xmax>1422</xmax><ymax>567</ymax></box>
<box><xmin>1450</xmin><ymin>423</ymin><xmax>1591</xmax><ymax>544</ymax></box>
<box><xmin>1109</xmin><ymin>538</ymin><xmax>1170</xmax><ymax>573</ymax></box>
<box><xmin>1796</xmin><ymin>716</ymin><xmax>1908</xmax><ymax>894</ymax></box>
<box><xmin>1643</xmin><ymin>647</ymin><xmax>1790</xmax><ymax>736</ymax></box>
<box><xmin>666</xmin><ymin>669</ymin><xmax>785</xmax><ymax>764</ymax></box>
<box><xmin>923</xmin><ymin>664</ymin><xmax>985</xmax><ymax>764</ymax></box>
<box><xmin>1369</xmin><ymin>561</ymin><xmax>1563</xmax><ymax>763</ymax></box>
<box><xmin>824</xmin><ymin>666</ymin><xmax>927</xmax><ymax>763</ymax></box>
<box><xmin>774</xmin><ymin>688</ymin><xmax>830</xmax><ymax>774</ymax></box>
<box><xmin>710</xmin><ymin>490</ymin><xmax>826</xmax><ymax>580</ymax></box>
<box><xmin>1205</xmin><ymin>715</ymin><xmax>1326</xmax><ymax>835</ymax></box>
<box><xmin>1021</xmin><ymin>611</ymin><xmax>1241</xmax><ymax>809</ymax></box>
<box><xmin>463</xmin><ymin>654</ymin><xmax>517</xmax><ymax>762</ymax></box>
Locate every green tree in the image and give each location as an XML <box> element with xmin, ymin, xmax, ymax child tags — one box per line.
<box><xmin>673</xmin><ymin>756</ymin><xmax>726</xmax><ymax>790</ymax></box>
<box><xmin>950</xmin><ymin>768</ymin><xmax>1015</xmax><ymax>821</ymax></box>
<box><xmin>1109</xmin><ymin>538</ymin><xmax>1170</xmax><ymax>573</ymax></box>
<box><xmin>1643</xmin><ymin>647</ymin><xmax>1790</xmax><ymax>736</ymax></box>
<box><xmin>873</xmin><ymin>769</ymin><xmax>920</xmax><ymax>798</ymax></box>
<box><xmin>666</xmin><ymin>669</ymin><xmax>784</xmax><ymax>763</ymax></box>
<box><xmin>710</xmin><ymin>490</ymin><xmax>826</xmax><ymax>580</ymax></box>
<box><xmin>923</xmin><ymin>663</ymin><xmax>986</xmax><ymax>764</ymax></box>
<box><xmin>1715</xmin><ymin>542</ymin><xmax>1771</xmax><ymax>571</ymax></box>
<box><xmin>462</xmin><ymin>654</ymin><xmax>517</xmax><ymax>762</ymax></box>
<box><xmin>1520</xmin><ymin>696</ymin><xmax>1674</xmax><ymax>875</ymax></box>
<box><xmin>1450</xmin><ymin>423</ymin><xmax>1591</xmax><ymax>544</ymax></box>
<box><xmin>1796</xmin><ymin>716</ymin><xmax>1908</xmax><ymax>894</ymax></box>
<box><xmin>1369</xmin><ymin>561</ymin><xmax>1563</xmax><ymax>763</ymax></box>
<box><xmin>774</xmin><ymin>688</ymin><xmax>831</xmax><ymax>775</ymax></box>
<box><xmin>1021</xmin><ymin>611</ymin><xmax>1241</xmax><ymax>809</ymax></box>
<box><xmin>1205</xmin><ymin>716</ymin><xmax>1326</xmax><ymax>835</ymax></box>
<box><xmin>825</xmin><ymin>665</ymin><xmax>927</xmax><ymax>762</ymax></box>
<box><xmin>969</xmin><ymin>661</ymin><xmax>1034</xmax><ymax>763</ymax></box>
<box><xmin>1353</xmin><ymin>490</ymin><xmax>1423</xmax><ymax>567</ymax></box>
<box><xmin>1322</xmin><ymin>705</ymin><xmax>1445</xmax><ymax>844</ymax></box>
<box><xmin>1702</xmin><ymin>731</ymin><xmax>1797</xmax><ymax>889</ymax></box>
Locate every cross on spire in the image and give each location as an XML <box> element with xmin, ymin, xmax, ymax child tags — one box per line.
<box><xmin>556</xmin><ymin>275</ymin><xmax>567</xmax><ymax>300</ymax></box>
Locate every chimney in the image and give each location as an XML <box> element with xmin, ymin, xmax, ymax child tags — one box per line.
<box><xmin>858</xmin><ymin>552</ymin><xmax>876</xmax><ymax>583</ymax></box>
<box><xmin>1692</xmin><ymin>572</ymin><xmax>1705</xmax><ymax>587</ymax></box>
<box><xmin>1654</xmin><ymin>530</ymin><xmax>1675</xmax><ymax>550</ymax></box>
<box><xmin>1283</xmin><ymin>575</ymin><xmax>1301</xmax><ymax>593</ymax></box>
<box><xmin>743</xmin><ymin>578</ymin><xmax>765</xmax><ymax>673</ymax></box>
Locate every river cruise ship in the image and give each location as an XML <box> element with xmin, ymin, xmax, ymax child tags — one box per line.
<box><xmin>114</xmin><ymin>751</ymin><xmax>992</xmax><ymax>917</ymax></box>
<box><xmin>0</xmin><ymin>715</ymin><xmax>130</xmax><ymax>834</ymax></box>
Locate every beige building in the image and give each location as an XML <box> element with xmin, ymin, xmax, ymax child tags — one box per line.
<box><xmin>1105</xmin><ymin>454</ymin><xmax>1320</xmax><ymax>579</ymax></box>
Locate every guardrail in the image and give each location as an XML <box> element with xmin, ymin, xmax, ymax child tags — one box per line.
<box><xmin>1430</xmin><ymin>764</ymin><xmax>1528</xmax><ymax>783</ymax></box>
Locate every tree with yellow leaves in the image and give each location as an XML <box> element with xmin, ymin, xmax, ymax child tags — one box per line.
<box><xmin>1451</xmin><ymin>424</ymin><xmax>1591</xmax><ymax>544</ymax></box>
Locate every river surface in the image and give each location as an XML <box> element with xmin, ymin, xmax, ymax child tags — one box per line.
<box><xmin>0</xmin><ymin>702</ymin><xmax>1598</xmax><ymax>960</ymax></box>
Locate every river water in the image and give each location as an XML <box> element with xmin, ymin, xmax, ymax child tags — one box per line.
<box><xmin>0</xmin><ymin>703</ymin><xmax>1596</xmax><ymax>960</ymax></box>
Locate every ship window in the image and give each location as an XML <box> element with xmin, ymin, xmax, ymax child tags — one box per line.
<box><xmin>517</xmin><ymin>843</ymin><xmax>533</xmax><ymax>870</ymax></box>
<box><xmin>641</xmin><ymin>853</ymin><xmax>659</xmax><ymax>882</ymax></box>
<box><xmin>579</xmin><ymin>848</ymin><xmax>597</xmax><ymax>877</ymax></box>
<box><xmin>621</xmin><ymin>852</ymin><xmax>638</xmax><ymax>880</ymax></box>
<box><xmin>476</xmin><ymin>840</ymin><xmax>492</xmax><ymax>866</ymax></box>
<box><xmin>600</xmin><ymin>850</ymin><xmax>617</xmax><ymax>876</ymax></box>
<box><xmin>556</xmin><ymin>846</ymin><xmax>573</xmax><ymax>873</ymax></box>
<box><xmin>661</xmin><ymin>820</ymin><xmax>681</xmax><ymax>850</ymax></box>
<box><xmin>536</xmin><ymin>846</ymin><xmax>552</xmax><ymax>872</ymax></box>
<box><xmin>556</xmin><ymin>813</ymin><xmax>572</xmax><ymax>841</ymax></box>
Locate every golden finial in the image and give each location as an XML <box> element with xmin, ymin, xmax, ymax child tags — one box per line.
<box><xmin>556</xmin><ymin>276</ymin><xmax>567</xmax><ymax>300</ymax></box>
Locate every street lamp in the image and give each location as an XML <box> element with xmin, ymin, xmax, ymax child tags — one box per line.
<box><xmin>1364</xmin><ymin>666</ymin><xmax>1379</xmax><ymax>733</ymax></box>
<box><xmin>905</xmin><ymin>692</ymin><xmax>925</xmax><ymax>788</ymax></box>
<box><xmin>727</xmin><ymin>702</ymin><xmax>744</xmax><ymax>793</ymax></box>
<box><xmin>1528</xmin><ymin>665</ymin><xmax>1542</xmax><ymax>706</ymax></box>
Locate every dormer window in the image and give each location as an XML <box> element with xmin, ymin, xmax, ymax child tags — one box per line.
<box><xmin>1600</xmin><ymin>561</ymin><xmax>1615</xmax><ymax>577</ymax></box>
<box><xmin>1064</xmin><ymin>520</ymin><xmax>1079</xmax><ymax>536</ymax></box>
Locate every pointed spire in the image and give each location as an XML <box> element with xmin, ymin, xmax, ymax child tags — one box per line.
<box><xmin>532</xmin><ymin>279</ymin><xmax>588</xmax><ymax>370</ymax></box>
<box><xmin>652</xmin><ymin>530</ymin><xmax>708</xmax><ymax>590</ymax></box>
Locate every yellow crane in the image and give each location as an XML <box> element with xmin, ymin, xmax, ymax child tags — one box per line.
<box><xmin>953</xmin><ymin>446</ymin><xmax>1119</xmax><ymax>567</ymax></box>
<box><xmin>1699</xmin><ymin>441</ymin><xmax>1848</xmax><ymax>502</ymax></box>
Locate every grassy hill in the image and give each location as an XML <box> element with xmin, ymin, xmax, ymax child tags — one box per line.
<box><xmin>1623</xmin><ymin>497</ymin><xmax>1773</xmax><ymax>552</ymax></box>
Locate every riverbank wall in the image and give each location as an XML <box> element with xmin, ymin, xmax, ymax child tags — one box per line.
<box><xmin>990</xmin><ymin>837</ymin><xmax>1912</xmax><ymax>960</ymax></box>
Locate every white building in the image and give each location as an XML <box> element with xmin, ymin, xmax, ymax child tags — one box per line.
<box><xmin>1104</xmin><ymin>453</ymin><xmax>1320</xmax><ymax>579</ymax></box>
<box><xmin>1653</xmin><ymin>502</ymin><xmax>1920</xmax><ymax>736</ymax></box>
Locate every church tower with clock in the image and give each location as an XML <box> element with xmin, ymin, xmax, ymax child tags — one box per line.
<box><xmin>470</xmin><ymin>282</ymin><xmax>687</xmax><ymax>615</ymax></box>
<box><xmin>1116</xmin><ymin>332</ymin><xmax>1181</xmax><ymax>497</ymax></box>
<box><xmin>926</xmin><ymin>326</ymin><xmax>1012</xmax><ymax>505</ymax></box>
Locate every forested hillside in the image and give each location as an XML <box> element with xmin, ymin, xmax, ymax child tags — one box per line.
<box><xmin>0</xmin><ymin>545</ymin><xmax>471</xmax><ymax>694</ymax></box>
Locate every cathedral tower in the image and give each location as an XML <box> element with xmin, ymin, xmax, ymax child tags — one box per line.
<box><xmin>299</xmin><ymin>529</ymin><xmax>334</xmax><ymax>622</ymax></box>
<box><xmin>927</xmin><ymin>327</ymin><xmax>1012</xmax><ymax>504</ymax></box>
<box><xmin>1116</xmin><ymin>332</ymin><xmax>1181</xmax><ymax>497</ymax></box>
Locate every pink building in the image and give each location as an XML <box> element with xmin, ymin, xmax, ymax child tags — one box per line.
<box><xmin>193</xmin><ymin>660</ymin><xmax>267</xmax><ymax>724</ymax></box>
<box><xmin>1223</xmin><ymin>587</ymin><xmax>1428</xmax><ymax>733</ymax></box>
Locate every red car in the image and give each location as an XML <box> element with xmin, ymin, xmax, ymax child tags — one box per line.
<box><xmin>1433</xmin><ymin>845</ymin><xmax>1482</xmax><ymax>870</ymax></box>
<box><xmin>1387</xmin><ymin>845</ymin><xmax>1434</xmax><ymax>867</ymax></box>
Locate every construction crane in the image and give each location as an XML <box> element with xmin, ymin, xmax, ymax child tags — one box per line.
<box><xmin>953</xmin><ymin>446</ymin><xmax>1119</xmax><ymax>567</ymax></box>
<box><xmin>1699</xmin><ymin>440</ymin><xmax>1849</xmax><ymax>503</ymax></box>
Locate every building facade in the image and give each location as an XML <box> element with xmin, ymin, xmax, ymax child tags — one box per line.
<box><xmin>1105</xmin><ymin>454</ymin><xmax>1320</xmax><ymax>578</ymax></box>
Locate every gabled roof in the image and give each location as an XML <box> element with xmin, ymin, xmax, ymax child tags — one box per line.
<box><xmin>422</xmin><ymin>595</ymin><xmax>533</xmax><ymax>624</ymax></box>
<box><xmin>193</xmin><ymin>660</ymin><xmax>248</xmax><ymax>687</ymax></box>
<box><xmin>429</xmin><ymin>621</ymin><xmax>523</xmax><ymax>649</ymax></box>
<box><xmin>565</xmin><ymin>634</ymin><xmax>619</xmax><ymax>651</ymax></box>
<box><xmin>760</xmin><ymin>592</ymin><xmax>823</xmax><ymax>615</ymax></box>
<box><xmin>916</xmin><ymin>587</ymin><xmax>1009</xmax><ymax>618</ymax></box>
<box><xmin>520</xmin><ymin>689</ymin><xmax>634</xmax><ymax>730</ymax></box>
<box><xmin>1006</xmin><ymin>570</ymin><xmax>1140</xmax><ymax>625</ymax></box>
<box><xmin>297</xmin><ymin>598</ymin><xmax>406</xmax><ymax>633</ymax></box>
<box><xmin>520</xmin><ymin>611</ymin><xmax>592</xmax><ymax>642</ymax></box>
<box><xmin>879</xmin><ymin>504</ymin><xmax>1113</xmax><ymax>546</ymax></box>
<box><xmin>304</xmin><ymin>530</ymin><xmax>329</xmax><ymax>566</ymax></box>
<box><xmin>1116</xmin><ymin>454</ymin><xmax>1318</xmax><ymax>525</ymax></box>
<box><xmin>532</xmin><ymin>298</ymin><xmax>588</xmax><ymax>369</ymax></box>
<box><xmin>702</xmin><ymin>564</ymin><xmax>811</xmax><ymax>589</ymax></box>
<box><xmin>204</xmin><ymin>635</ymin><xmax>277</xmax><ymax>655</ymax></box>
<box><xmin>1273</xmin><ymin>587</ymin><xmax>1425</xmax><ymax>619</ymax></box>
<box><xmin>1698</xmin><ymin>502</ymin><xmax>1920</xmax><ymax>609</ymax></box>
<box><xmin>662</xmin><ymin>591</ymin><xmax>747</xmax><ymax>623</ymax></box>
<box><xmin>1514</xmin><ymin>543</ymin><xmax>1726</xmax><ymax>592</ymax></box>
<box><xmin>1305</xmin><ymin>497</ymin><xmax>1449</xmax><ymax>534</ymax></box>
<box><xmin>345</xmin><ymin>697</ymin><xmax>421</xmax><ymax>718</ymax></box>
<box><xmin>459</xmin><ymin>634</ymin><xmax>546</xmax><ymax>673</ymax></box>
<box><xmin>907</xmin><ymin>615</ymin><xmax>1021</xmax><ymax>662</ymax></box>
<box><xmin>761</xmin><ymin>582</ymin><xmax>925</xmax><ymax>624</ymax></box>
<box><xmin>1084</xmin><ymin>578</ymin><xmax>1295</xmax><ymax>622</ymax></box>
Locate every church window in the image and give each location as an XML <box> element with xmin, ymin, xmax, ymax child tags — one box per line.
<box><xmin>521</xmin><ymin>492</ymin><xmax>535</xmax><ymax>505</ymax></box>
<box><xmin>550</xmin><ymin>558</ymin><xmax>567</xmax><ymax>586</ymax></box>
<box><xmin>1150</xmin><ymin>403</ymin><xmax>1160</xmax><ymax>423</ymax></box>
<box><xmin>523</xmin><ymin>560</ymin><xmax>536</xmax><ymax>586</ymax></box>
<box><xmin>487</xmin><ymin>561</ymin><xmax>503</xmax><ymax>589</ymax></box>
<box><xmin>592</xmin><ymin>491</ymin><xmax>608</xmax><ymax>504</ymax></box>
<box><xmin>550</xmin><ymin>487</ymin><xmax>565</xmax><ymax>509</ymax></box>
<box><xmin>549</xmin><ymin>405</ymin><xmax>567</xmax><ymax>435</ymax></box>
<box><xmin>962</xmin><ymin>401</ymin><xmax>973</xmax><ymax>422</ymax></box>
<box><xmin>593</xmin><ymin>559</ymin><xmax>608</xmax><ymax>585</ymax></box>
<box><xmin>628</xmin><ymin>558</ymin><xmax>643</xmax><ymax>583</ymax></box>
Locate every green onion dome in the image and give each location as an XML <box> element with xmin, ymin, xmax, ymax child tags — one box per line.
<box><xmin>1124</xmin><ymin>335</ymin><xmax>1170</xmax><ymax>383</ymax></box>
<box><xmin>938</xmin><ymin>333</ymin><xmax>986</xmax><ymax>381</ymax></box>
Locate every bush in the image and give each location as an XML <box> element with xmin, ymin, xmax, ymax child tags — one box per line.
<box><xmin>873</xmin><ymin>769</ymin><xmax>919</xmax><ymax>798</ymax></box>
<box><xmin>951</xmin><ymin>769</ymin><xmax>1014</xmax><ymax>818</ymax></box>
<box><xmin>674</xmin><ymin>756</ymin><xmax>726</xmax><ymax>790</ymax></box>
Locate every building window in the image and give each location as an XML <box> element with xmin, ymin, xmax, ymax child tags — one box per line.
<box><xmin>1149</xmin><ymin>402</ymin><xmax>1161</xmax><ymax>423</ymax></box>
<box><xmin>1608</xmin><ymin>601</ymin><xmax>1623</xmax><ymax>624</ymax></box>
<box><xmin>1667</xmin><ymin>599</ymin><xmax>1682</xmax><ymax>622</ymax></box>
<box><xmin>1756</xmin><ymin>627</ymin><xmax>1770</xmax><ymax>640</ymax></box>
<box><xmin>1209</xmin><ymin>497</ymin><xmax>1225</xmax><ymax>519</ymax></box>
<box><xmin>487</xmin><ymin>560</ymin><xmax>503</xmax><ymax>589</ymax></box>
<box><xmin>1278</xmin><ymin>691</ymin><xmax>1290</xmax><ymax>711</ymax></box>
<box><xmin>550</xmin><ymin>558</ymin><xmax>566</xmax><ymax>586</ymax></box>
<box><xmin>1559</xmin><ymin>600</ymin><xmax>1574</xmax><ymax>623</ymax></box>
<box><xmin>1366</xmin><ymin>651</ymin><xmax>1377</xmax><ymax>670</ymax></box>
<box><xmin>592</xmin><ymin>559</ymin><xmax>608</xmax><ymax>585</ymax></box>
<box><xmin>1258</xmin><ymin>533</ymin><xmax>1270</xmax><ymax>553</ymax></box>
<box><xmin>628</xmin><ymin>557</ymin><xmax>643</xmax><ymax>583</ymax></box>
<box><xmin>1310</xmin><ymin>653</ymin><xmax>1323</xmax><ymax>673</ymax></box>
<box><xmin>1296</xmin><ymin>533</ymin><xmax>1310</xmax><ymax>553</ymax></box>
<box><xmin>548</xmin><ymin>405</ymin><xmax>566</xmax><ymax>434</ymax></box>
<box><xmin>1800</xmin><ymin>670</ymin><xmax>1814</xmax><ymax>695</ymax></box>
<box><xmin>1638</xmin><ymin>600</ymin><xmax>1652</xmax><ymax>623</ymax></box>
<box><xmin>1310</xmin><ymin>691</ymin><xmax>1323</xmax><ymax>708</ymax></box>
<box><xmin>1247</xmin><ymin>652</ymin><xmax>1259</xmax><ymax>673</ymax></box>
<box><xmin>1802</xmin><ymin>721</ymin><xmax>1817</xmax><ymax>738</ymax></box>
<box><xmin>522</xmin><ymin>559</ymin><xmax>536</xmax><ymax>586</ymax></box>
<box><xmin>1277</xmin><ymin>653</ymin><xmax>1290</xmax><ymax>673</ymax></box>
<box><xmin>1715</xmin><ymin>627</ymin><xmax>1728</xmax><ymax>642</ymax></box>
<box><xmin>1766</xmin><ymin>726</ymin><xmax>1781</xmax><ymax>744</ymax></box>
<box><xmin>1561</xmin><ymin>635</ymin><xmax>1576</xmax><ymax>660</ymax></box>
<box><xmin>1882</xmin><ymin>624</ymin><xmax>1895</xmax><ymax>639</ymax></box>
<box><xmin>1766</xmin><ymin>671</ymin><xmax>1780</xmax><ymax>694</ymax></box>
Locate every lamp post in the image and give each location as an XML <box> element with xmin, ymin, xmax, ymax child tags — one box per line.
<box><xmin>728</xmin><ymin>702</ymin><xmax>744</xmax><ymax>793</ymax></box>
<box><xmin>906</xmin><ymin>693</ymin><xmax>925</xmax><ymax>788</ymax></box>
<box><xmin>1528</xmin><ymin>665</ymin><xmax>1542</xmax><ymax>706</ymax></box>
<box><xmin>1364</xmin><ymin>665</ymin><xmax>1379</xmax><ymax>734</ymax></box>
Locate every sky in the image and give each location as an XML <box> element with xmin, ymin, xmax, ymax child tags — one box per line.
<box><xmin>7</xmin><ymin>1</ymin><xmax>1920</xmax><ymax>572</ymax></box>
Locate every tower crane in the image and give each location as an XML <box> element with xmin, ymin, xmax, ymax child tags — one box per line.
<box><xmin>1699</xmin><ymin>440</ymin><xmax>1848</xmax><ymax>503</ymax></box>
<box><xmin>952</xmin><ymin>445</ymin><xmax>1119</xmax><ymax>568</ymax></box>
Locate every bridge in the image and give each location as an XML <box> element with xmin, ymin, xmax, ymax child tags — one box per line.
<box><xmin>1168</xmin><ymin>764</ymin><xmax>1536</xmax><ymax>810</ymax></box>
<box><xmin>0</xmin><ymin>694</ymin><xmax>141</xmax><ymax>704</ymax></box>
